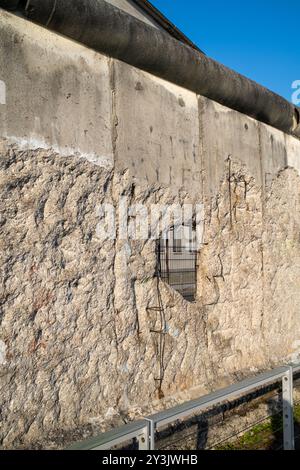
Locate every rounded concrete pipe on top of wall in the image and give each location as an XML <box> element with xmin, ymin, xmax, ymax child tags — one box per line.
<box><xmin>1</xmin><ymin>0</ymin><xmax>300</xmax><ymax>138</ymax></box>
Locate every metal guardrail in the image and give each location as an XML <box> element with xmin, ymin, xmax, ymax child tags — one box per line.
<box><xmin>68</xmin><ymin>363</ymin><xmax>300</xmax><ymax>451</ymax></box>
<box><xmin>293</xmin><ymin>364</ymin><xmax>300</xmax><ymax>374</ymax></box>
<box><xmin>68</xmin><ymin>420</ymin><xmax>149</xmax><ymax>451</ymax></box>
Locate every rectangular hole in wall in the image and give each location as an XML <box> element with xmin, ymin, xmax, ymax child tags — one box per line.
<box><xmin>157</xmin><ymin>226</ymin><xmax>197</xmax><ymax>302</ymax></box>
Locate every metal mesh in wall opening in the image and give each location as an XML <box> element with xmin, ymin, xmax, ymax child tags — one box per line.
<box><xmin>157</xmin><ymin>227</ymin><xmax>197</xmax><ymax>302</ymax></box>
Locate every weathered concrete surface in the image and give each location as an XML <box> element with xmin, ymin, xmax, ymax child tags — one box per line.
<box><xmin>1</xmin><ymin>140</ymin><xmax>300</xmax><ymax>449</ymax></box>
<box><xmin>198</xmin><ymin>162</ymin><xmax>300</xmax><ymax>373</ymax></box>
<box><xmin>286</xmin><ymin>134</ymin><xmax>300</xmax><ymax>174</ymax></box>
<box><xmin>198</xmin><ymin>97</ymin><xmax>262</xmax><ymax>194</ymax></box>
<box><xmin>0</xmin><ymin>143</ymin><xmax>210</xmax><ymax>448</ymax></box>
<box><xmin>0</xmin><ymin>11</ymin><xmax>113</xmax><ymax>168</ymax></box>
<box><xmin>113</xmin><ymin>60</ymin><xmax>202</xmax><ymax>196</ymax></box>
<box><xmin>0</xmin><ymin>11</ymin><xmax>300</xmax><ymax>449</ymax></box>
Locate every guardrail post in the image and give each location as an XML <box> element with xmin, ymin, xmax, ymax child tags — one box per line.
<box><xmin>137</xmin><ymin>423</ymin><xmax>150</xmax><ymax>450</ymax></box>
<box><xmin>282</xmin><ymin>366</ymin><xmax>295</xmax><ymax>450</ymax></box>
<box><xmin>145</xmin><ymin>419</ymin><xmax>155</xmax><ymax>450</ymax></box>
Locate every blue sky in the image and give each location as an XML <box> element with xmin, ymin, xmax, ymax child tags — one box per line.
<box><xmin>151</xmin><ymin>0</ymin><xmax>300</xmax><ymax>103</ymax></box>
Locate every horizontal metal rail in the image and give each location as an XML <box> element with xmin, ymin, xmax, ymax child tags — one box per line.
<box><xmin>67</xmin><ymin>419</ymin><xmax>149</xmax><ymax>450</ymax></box>
<box><xmin>292</xmin><ymin>364</ymin><xmax>300</xmax><ymax>375</ymax></box>
<box><xmin>147</xmin><ymin>366</ymin><xmax>288</xmax><ymax>430</ymax></box>
<box><xmin>67</xmin><ymin>363</ymin><xmax>300</xmax><ymax>451</ymax></box>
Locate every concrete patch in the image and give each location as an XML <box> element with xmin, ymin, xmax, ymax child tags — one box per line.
<box><xmin>0</xmin><ymin>79</ymin><xmax>5</xmax><ymax>105</ymax></box>
<box><xmin>0</xmin><ymin>340</ymin><xmax>7</xmax><ymax>365</ymax></box>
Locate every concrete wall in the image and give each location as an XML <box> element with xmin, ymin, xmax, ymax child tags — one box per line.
<box><xmin>1</xmin><ymin>10</ymin><xmax>300</xmax><ymax>448</ymax></box>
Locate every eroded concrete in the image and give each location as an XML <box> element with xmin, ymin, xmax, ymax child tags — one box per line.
<box><xmin>0</xmin><ymin>10</ymin><xmax>300</xmax><ymax>449</ymax></box>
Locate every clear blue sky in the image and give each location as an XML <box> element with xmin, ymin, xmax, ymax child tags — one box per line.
<box><xmin>151</xmin><ymin>0</ymin><xmax>300</xmax><ymax>102</ymax></box>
